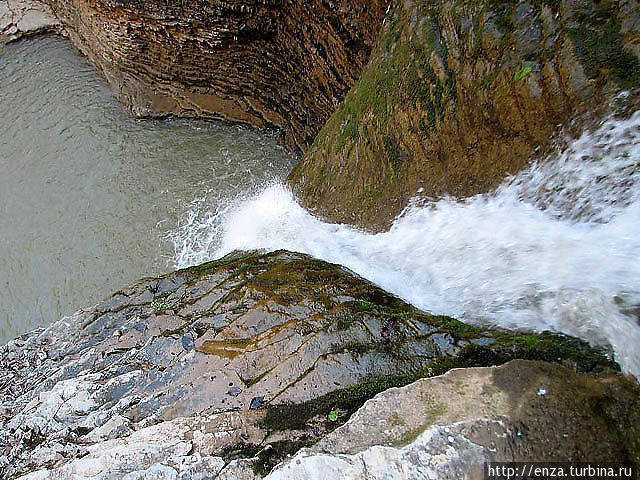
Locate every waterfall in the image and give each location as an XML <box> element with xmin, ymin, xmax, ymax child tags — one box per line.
<box><xmin>171</xmin><ymin>112</ymin><xmax>640</xmax><ymax>377</ymax></box>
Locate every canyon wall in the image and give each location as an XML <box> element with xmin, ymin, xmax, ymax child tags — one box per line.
<box><xmin>288</xmin><ymin>0</ymin><xmax>640</xmax><ymax>230</ymax></box>
<box><xmin>18</xmin><ymin>0</ymin><xmax>640</xmax><ymax>229</ymax></box>
<box><xmin>43</xmin><ymin>0</ymin><xmax>388</xmax><ymax>151</ymax></box>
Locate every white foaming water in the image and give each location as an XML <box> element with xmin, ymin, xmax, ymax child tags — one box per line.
<box><xmin>171</xmin><ymin>112</ymin><xmax>640</xmax><ymax>377</ymax></box>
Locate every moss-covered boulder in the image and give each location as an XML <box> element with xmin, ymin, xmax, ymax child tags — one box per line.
<box><xmin>289</xmin><ymin>0</ymin><xmax>640</xmax><ymax>230</ymax></box>
<box><xmin>0</xmin><ymin>250</ymin><xmax>623</xmax><ymax>478</ymax></box>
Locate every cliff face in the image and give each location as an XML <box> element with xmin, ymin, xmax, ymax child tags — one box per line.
<box><xmin>288</xmin><ymin>0</ymin><xmax>640</xmax><ymax>230</ymax></box>
<box><xmin>43</xmin><ymin>0</ymin><xmax>388</xmax><ymax>151</ymax></box>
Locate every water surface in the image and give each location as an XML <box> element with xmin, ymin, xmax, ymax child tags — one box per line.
<box><xmin>0</xmin><ymin>36</ymin><xmax>295</xmax><ymax>342</ymax></box>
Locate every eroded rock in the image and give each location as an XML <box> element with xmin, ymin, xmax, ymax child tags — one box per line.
<box><xmin>39</xmin><ymin>0</ymin><xmax>389</xmax><ymax>152</ymax></box>
<box><xmin>0</xmin><ymin>250</ymin><xmax>621</xmax><ymax>478</ymax></box>
<box><xmin>289</xmin><ymin>0</ymin><xmax>640</xmax><ymax>230</ymax></box>
<box><xmin>268</xmin><ymin>360</ymin><xmax>640</xmax><ymax>479</ymax></box>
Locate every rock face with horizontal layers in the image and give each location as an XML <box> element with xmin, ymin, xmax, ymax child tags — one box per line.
<box><xmin>41</xmin><ymin>0</ymin><xmax>388</xmax><ymax>151</ymax></box>
<box><xmin>0</xmin><ymin>250</ymin><xmax>622</xmax><ymax>478</ymax></box>
<box><xmin>288</xmin><ymin>0</ymin><xmax>640</xmax><ymax>230</ymax></box>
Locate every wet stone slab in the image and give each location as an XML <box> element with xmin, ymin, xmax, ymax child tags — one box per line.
<box><xmin>0</xmin><ymin>250</ymin><xmax>620</xmax><ymax>478</ymax></box>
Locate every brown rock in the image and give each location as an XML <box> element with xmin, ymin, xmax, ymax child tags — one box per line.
<box><xmin>42</xmin><ymin>0</ymin><xmax>389</xmax><ymax>152</ymax></box>
<box><xmin>288</xmin><ymin>0</ymin><xmax>640</xmax><ymax>231</ymax></box>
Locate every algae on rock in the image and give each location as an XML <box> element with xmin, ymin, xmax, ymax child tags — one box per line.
<box><xmin>288</xmin><ymin>0</ymin><xmax>640</xmax><ymax>231</ymax></box>
<box><xmin>0</xmin><ymin>250</ymin><xmax>621</xmax><ymax>478</ymax></box>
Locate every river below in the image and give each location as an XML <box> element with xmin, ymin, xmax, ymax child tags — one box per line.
<box><xmin>0</xmin><ymin>36</ymin><xmax>295</xmax><ymax>342</ymax></box>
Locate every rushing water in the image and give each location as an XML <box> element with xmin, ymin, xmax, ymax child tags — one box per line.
<box><xmin>2</xmin><ymin>36</ymin><xmax>639</xmax><ymax>379</ymax></box>
<box><xmin>171</xmin><ymin>112</ymin><xmax>640</xmax><ymax>377</ymax></box>
<box><xmin>0</xmin><ymin>36</ymin><xmax>295</xmax><ymax>342</ymax></box>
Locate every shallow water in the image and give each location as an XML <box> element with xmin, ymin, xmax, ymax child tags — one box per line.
<box><xmin>172</xmin><ymin>112</ymin><xmax>640</xmax><ymax>377</ymax></box>
<box><xmin>0</xmin><ymin>36</ymin><xmax>296</xmax><ymax>342</ymax></box>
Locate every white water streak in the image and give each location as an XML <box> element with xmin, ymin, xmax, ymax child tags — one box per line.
<box><xmin>171</xmin><ymin>112</ymin><xmax>640</xmax><ymax>377</ymax></box>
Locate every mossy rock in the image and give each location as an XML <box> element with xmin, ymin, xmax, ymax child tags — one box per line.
<box><xmin>289</xmin><ymin>0</ymin><xmax>640</xmax><ymax>231</ymax></box>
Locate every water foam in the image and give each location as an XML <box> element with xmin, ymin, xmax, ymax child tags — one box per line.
<box><xmin>171</xmin><ymin>112</ymin><xmax>640</xmax><ymax>377</ymax></box>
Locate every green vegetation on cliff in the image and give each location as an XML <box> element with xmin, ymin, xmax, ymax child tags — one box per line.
<box><xmin>289</xmin><ymin>0</ymin><xmax>640</xmax><ymax>231</ymax></box>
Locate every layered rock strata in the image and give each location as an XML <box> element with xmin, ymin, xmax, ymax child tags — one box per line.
<box><xmin>40</xmin><ymin>0</ymin><xmax>389</xmax><ymax>151</ymax></box>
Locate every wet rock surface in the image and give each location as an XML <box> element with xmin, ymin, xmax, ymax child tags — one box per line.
<box><xmin>0</xmin><ymin>250</ymin><xmax>625</xmax><ymax>478</ymax></box>
<box><xmin>0</xmin><ymin>0</ymin><xmax>61</xmax><ymax>43</ymax></box>
<box><xmin>289</xmin><ymin>0</ymin><xmax>640</xmax><ymax>230</ymax></box>
<box><xmin>268</xmin><ymin>360</ymin><xmax>640</xmax><ymax>479</ymax></box>
<box><xmin>40</xmin><ymin>0</ymin><xmax>388</xmax><ymax>152</ymax></box>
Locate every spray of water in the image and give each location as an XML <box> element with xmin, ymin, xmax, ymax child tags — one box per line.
<box><xmin>170</xmin><ymin>112</ymin><xmax>640</xmax><ymax>377</ymax></box>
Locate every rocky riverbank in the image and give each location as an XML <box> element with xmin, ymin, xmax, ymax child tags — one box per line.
<box><xmin>2</xmin><ymin>0</ymin><xmax>640</xmax><ymax>478</ymax></box>
<box><xmin>1</xmin><ymin>250</ymin><xmax>636</xmax><ymax>479</ymax></box>
<box><xmin>33</xmin><ymin>0</ymin><xmax>387</xmax><ymax>152</ymax></box>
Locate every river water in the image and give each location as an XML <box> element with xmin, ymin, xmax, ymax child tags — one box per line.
<box><xmin>0</xmin><ymin>36</ymin><xmax>295</xmax><ymax>342</ymax></box>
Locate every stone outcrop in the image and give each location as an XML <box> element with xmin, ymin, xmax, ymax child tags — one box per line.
<box><xmin>9</xmin><ymin>0</ymin><xmax>640</xmax><ymax>231</ymax></box>
<box><xmin>288</xmin><ymin>0</ymin><xmax>640</xmax><ymax>230</ymax></box>
<box><xmin>40</xmin><ymin>0</ymin><xmax>389</xmax><ymax>152</ymax></box>
<box><xmin>0</xmin><ymin>0</ymin><xmax>61</xmax><ymax>43</ymax></box>
<box><xmin>0</xmin><ymin>250</ymin><xmax>620</xmax><ymax>479</ymax></box>
<box><xmin>268</xmin><ymin>360</ymin><xmax>640</xmax><ymax>479</ymax></box>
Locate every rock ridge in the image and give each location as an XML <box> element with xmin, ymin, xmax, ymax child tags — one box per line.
<box><xmin>0</xmin><ymin>250</ymin><xmax>625</xmax><ymax>479</ymax></box>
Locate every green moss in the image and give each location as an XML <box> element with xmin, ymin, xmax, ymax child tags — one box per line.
<box><xmin>383</xmin><ymin>136</ymin><xmax>403</xmax><ymax>171</ymax></box>
<box><xmin>433</xmin><ymin>315</ymin><xmax>484</xmax><ymax>338</ymax></box>
<box><xmin>316</xmin><ymin>5</ymin><xmax>457</xmax><ymax>156</ymax></box>
<box><xmin>260</xmin><ymin>329</ymin><xmax>617</xmax><ymax>437</ymax></box>
<box><xmin>259</xmin><ymin>372</ymin><xmax>426</xmax><ymax>433</ymax></box>
<box><xmin>347</xmin><ymin>300</ymin><xmax>486</xmax><ymax>341</ymax></box>
<box><xmin>151</xmin><ymin>299</ymin><xmax>173</xmax><ymax>313</ymax></box>
<box><xmin>186</xmin><ymin>251</ymin><xmax>262</xmax><ymax>276</ymax></box>
<box><xmin>493</xmin><ymin>6</ymin><xmax>514</xmax><ymax>34</ymax></box>
<box><xmin>347</xmin><ymin>299</ymin><xmax>413</xmax><ymax>319</ymax></box>
<box><xmin>513</xmin><ymin>62</ymin><xmax>534</xmax><ymax>82</ymax></box>
<box><xmin>419</xmin><ymin>114</ymin><xmax>436</xmax><ymax>137</ymax></box>
<box><xmin>492</xmin><ymin>331</ymin><xmax>620</xmax><ymax>374</ymax></box>
<box><xmin>352</xmin><ymin>182</ymin><xmax>388</xmax><ymax>211</ymax></box>
<box><xmin>568</xmin><ymin>21</ymin><xmax>640</xmax><ymax>89</ymax></box>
